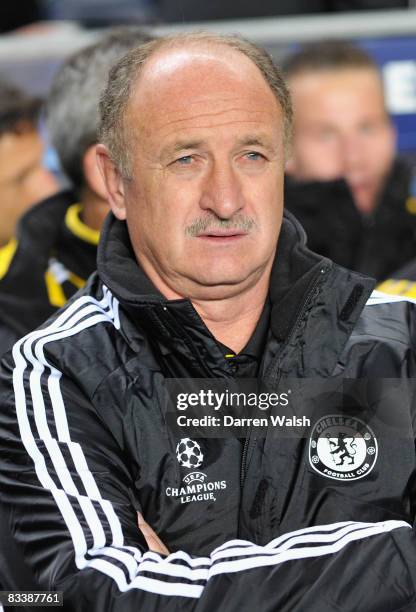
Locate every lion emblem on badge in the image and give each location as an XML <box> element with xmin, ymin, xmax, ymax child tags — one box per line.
<box><xmin>327</xmin><ymin>432</ymin><xmax>357</xmax><ymax>466</ymax></box>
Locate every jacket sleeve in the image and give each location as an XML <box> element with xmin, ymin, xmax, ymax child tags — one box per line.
<box><xmin>0</xmin><ymin>321</ymin><xmax>18</xmax><ymax>360</ymax></box>
<box><xmin>1</xmin><ymin>341</ymin><xmax>416</xmax><ymax>612</ymax></box>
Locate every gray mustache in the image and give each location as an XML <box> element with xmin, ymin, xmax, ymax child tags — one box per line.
<box><xmin>185</xmin><ymin>215</ymin><xmax>256</xmax><ymax>237</ymax></box>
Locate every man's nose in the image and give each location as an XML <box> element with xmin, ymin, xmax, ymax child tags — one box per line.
<box><xmin>199</xmin><ymin>162</ymin><xmax>244</xmax><ymax>219</ymax></box>
<box><xmin>340</xmin><ymin>134</ymin><xmax>362</xmax><ymax>172</ymax></box>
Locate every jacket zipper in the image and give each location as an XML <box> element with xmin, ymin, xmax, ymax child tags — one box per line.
<box><xmin>239</xmin><ymin>264</ymin><xmax>330</xmax><ymax>492</ymax></box>
<box><xmin>240</xmin><ymin>433</ymin><xmax>250</xmax><ymax>490</ymax></box>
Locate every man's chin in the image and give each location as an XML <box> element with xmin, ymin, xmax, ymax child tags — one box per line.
<box><xmin>184</xmin><ymin>270</ymin><xmax>258</xmax><ymax>299</ymax></box>
<box><xmin>352</xmin><ymin>189</ymin><xmax>377</xmax><ymax>214</ymax></box>
<box><xmin>348</xmin><ymin>180</ymin><xmax>381</xmax><ymax>214</ymax></box>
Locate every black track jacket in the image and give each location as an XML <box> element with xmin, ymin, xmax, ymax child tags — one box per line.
<box><xmin>0</xmin><ymin>191</ymin><xmax>99</xmax><ymax>355</ymax></box>
<box><xmin>1</xmin><ymin>211</ymin><xmax>416</xmax><ymax>611</ymax></box>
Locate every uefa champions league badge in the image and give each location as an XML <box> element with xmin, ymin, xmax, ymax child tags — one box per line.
<box><xmin>309</xmin><ymin>415</ymin><xmax>378</xmax><ymax>481</ymax></box>
<box><xmin>165</xmin><ymin>438</ymin><xmax>228</xmax><ymax>505</ymax></box>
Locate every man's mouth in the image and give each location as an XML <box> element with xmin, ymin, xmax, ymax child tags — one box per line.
<box><xmin>196</xmin><ymin>229</ymin><xmax>248</xmax><ymax>242</ymax></box>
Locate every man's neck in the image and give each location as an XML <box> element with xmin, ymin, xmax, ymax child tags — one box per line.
<box><xmin>133</xmin><ymin>247</ymin><xmax>274</xmax><ymax>354</ymax></box>
<box><xmin>184</xmin><ymin>269</ymin><xmax>271</xmax><ymax>354</ymax></box>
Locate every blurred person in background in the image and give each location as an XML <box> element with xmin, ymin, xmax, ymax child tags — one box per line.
<box><xmin>0</xmin><ymin>73</ymin><xmax>58</xmax><ymax>608</ymax></box>
<box><xmin>0</xmin><ymin>27</ymin><xmax>152</xmax><ymax>355</ymax></box>
<box><xmin>0</xmin><ymin>79</ymin><xmax>57</xmax><ymax>247</ymax></box>
<box><xmin>283</xmin><ymin>40</ymin><xmax>416</xmax><ymax>281</ymax></box>
<box><xmin>0</xmin><ymin>25</ymin><xmax>153</xmax><ymax>602</ymax></box>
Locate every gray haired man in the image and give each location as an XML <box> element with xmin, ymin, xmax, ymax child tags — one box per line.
<box><xmin>0</xmin><ymin>27</ymin><xmax>152</xmax><ymax>354</ymax></box>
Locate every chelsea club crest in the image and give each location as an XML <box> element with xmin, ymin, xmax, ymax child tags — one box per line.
<box><xmin>309</xmin><ymin>415</ymin><xmax>378</xmax><ymax>481</ymax></box>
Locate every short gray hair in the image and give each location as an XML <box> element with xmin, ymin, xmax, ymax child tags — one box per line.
<box><xmin>98</xmin><ymin>32</ymin><xmax>293</xmax><ymax>179</ymax></box>
<box><xmin>46</xmin><ymin>27</ymin><xmax>153</xmax><ymax>189</ymax></box>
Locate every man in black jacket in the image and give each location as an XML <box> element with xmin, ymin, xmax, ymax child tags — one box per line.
<box><xmin>1</xmin><ymin>32</ymin><xmax>416</xmax><ymax>611</ymax></box>
<box><xmin>0</xmin><ymin>27</ymin><xmax>152</xmax><ymax>356</ymax></box>
<box><xmin>284</xmin><ymin>41</ymin><xmax>416</xmax><ymax>281</ymax></box>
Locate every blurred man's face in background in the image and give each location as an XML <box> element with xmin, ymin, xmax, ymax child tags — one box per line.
<box><xmin>286</xmin><ymin>67</ymin><xmax>396</xmax><ymax>214</ymax></box>
<box><xmin>0</xmin><ymin>124</ymin><xmax>57</xmax><ymax>245</ymax></box>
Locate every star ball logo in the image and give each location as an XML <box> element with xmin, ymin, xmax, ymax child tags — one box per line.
<box><xmin>176</xmin><ymin>438</ymin><xmax>204</xmax><ymax>469</ymax></box>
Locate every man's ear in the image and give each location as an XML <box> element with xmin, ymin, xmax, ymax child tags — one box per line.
<box><xmin>83</xmin><ymin>144</ymin><xmax>108</xmax><ymax>201</ymax></box>
<box><xmin>95</xmin><ymin>144</ymin><xmax>127</xmax><ymax>220</ymax></box>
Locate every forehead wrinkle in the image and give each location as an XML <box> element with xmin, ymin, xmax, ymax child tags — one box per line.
<box><xmin>159</xmin><ymin>120</ymin><xmax>278</xmax><ymax>144</ymax></box>
<box><xmin>145</xmin><ymin>106</ymin><xmax>280</xmax><ymax>140</ymax></box>
<box><xmin>160</xmin><ymin>116</ymin><xmax>276</xmax><ymax>132</ymax></box>
<box><xmin>168</xmin><ymin>133</ymin><xmax>275</xmax><ymax>151</ymax></box>
<box><xmin>159</xmin><ymin>105</ymin><xmax>275</xmax><ymax>123</ymax></box>
<box><xmin>152</xmin><ymin>92</ymin><xmax>257</xmax><ymax>104</ymax></box>
<box><xmin>129</xmin><ymin>99</ymin><xmax>278</xmax><ymax>142</ymax></box>
<box><xmin>141</xmin><ymin>91</ymin><xmax>278</xmax><ymax>121</ymax></box>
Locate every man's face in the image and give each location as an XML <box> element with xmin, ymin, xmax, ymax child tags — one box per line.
<box><xmin>0</xmin><ymin>126</ymin><xmax>58</xmax><ymax>245</ymax></box>
<box><xmin>287</xmin><ymin>68</ymin><xmax>396</xmax><ymax>214</ymax></box>
<box><xmin>110</xmin><ymin>46</ymin><xmax>286</xmax><ymax>301</ymax></box>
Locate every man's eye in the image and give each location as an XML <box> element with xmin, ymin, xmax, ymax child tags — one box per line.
<box><xmin>175</xmin><ymin>155</ymin><xmax>193</xmax><ymax>165</ymax></box>
<box><xmin>245</xmin><ymin>151</ymin><xmax>264</xmax><ymax>161</ymax></box>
